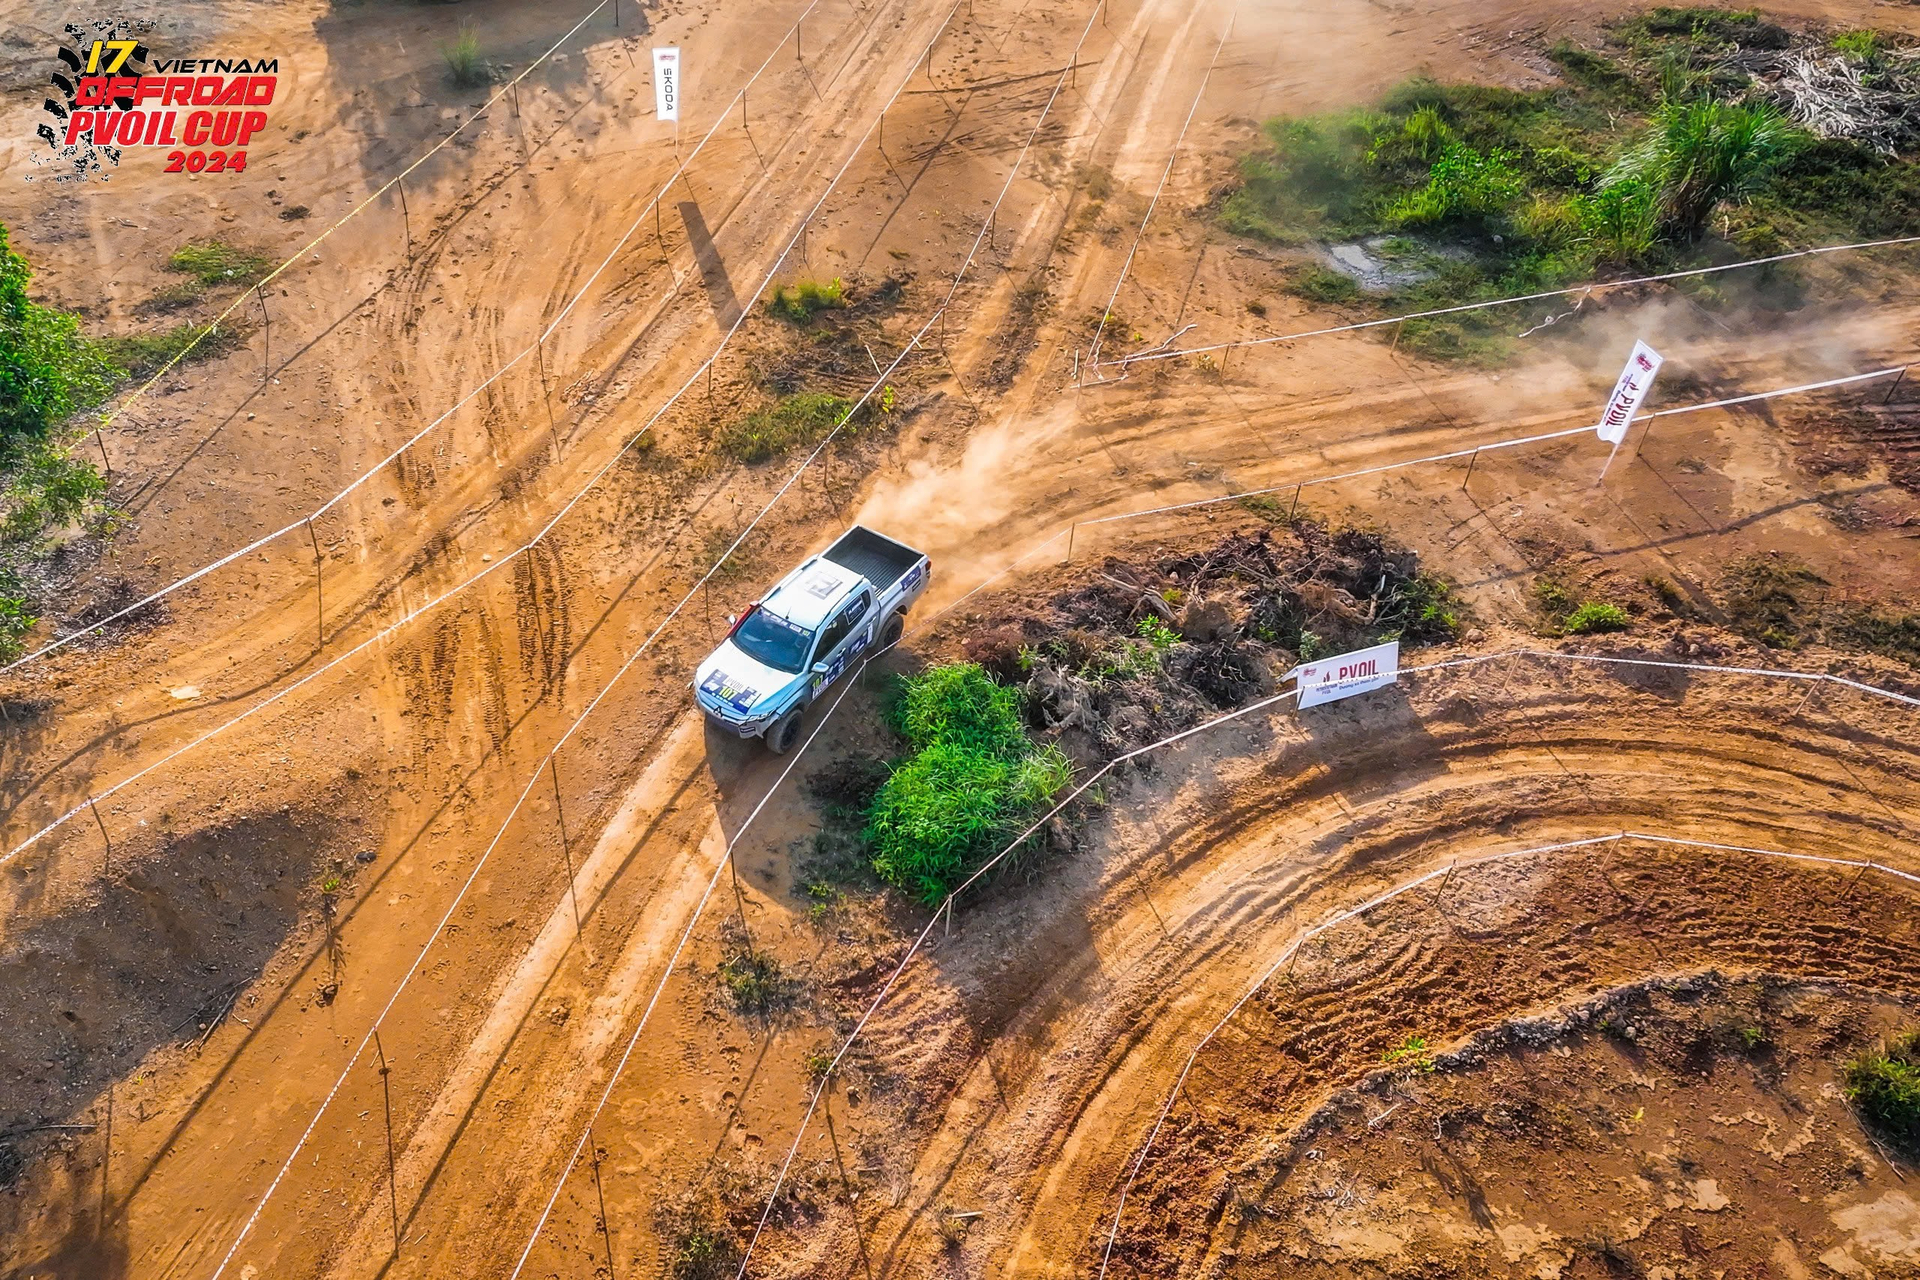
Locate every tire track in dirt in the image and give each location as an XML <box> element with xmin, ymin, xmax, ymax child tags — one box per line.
<box><xmin>723</xmin><ymin>662</ymin><xmax>1920</xmax><ymax>1278</ymax></box>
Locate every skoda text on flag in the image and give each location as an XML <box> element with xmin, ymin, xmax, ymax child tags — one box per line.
<box><xmin>1289</xmin><ymin>640</ymin><xmax>1401</xmax><ymax>710</ymax></box>
<box><xmin>653</xmin><ymin>46</ymin><xmax>680</xmax><ymax>122</ymax></box>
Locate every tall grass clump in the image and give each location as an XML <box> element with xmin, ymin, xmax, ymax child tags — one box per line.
<box><xmin>442</xmin><ymin>24</ymin><xmax>488</xmax><ymax>88</ymax></box>
<box><xmin>865</xmin><ymin>663</ymin><xmax>1071</xmax><ymax>905</ymax></box>
<box><xmin>766</xmin><ymin>277</ymin><xmax>846</xmax><ymax>323</ymax></box>
<box><xmin>166</xmin><ymin>239</ymin><xmax>270</xmax><ymax>289</ymax></box>
<box><xmin>1845</xmin><ymin>1031</ymin><xmax>1920</xmax><ymax>1153</ymax></box>
<box><xmin>1602</xmin><ymin>95</ymin><xmax>1803</xmax><ymax>235</ymax></box>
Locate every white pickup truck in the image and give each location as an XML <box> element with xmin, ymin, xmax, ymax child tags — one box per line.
<box><xmin>693</xmin><ymin>526</ymin><xmax>930</xmax><ymax>752</ymax></box>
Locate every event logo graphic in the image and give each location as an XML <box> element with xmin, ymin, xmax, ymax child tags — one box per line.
<box><xmin>32</xmin><ymin>21</ymin><xmax>279</xmax><ymax>181</ymax></box>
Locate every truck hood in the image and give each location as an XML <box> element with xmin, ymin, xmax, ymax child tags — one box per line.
<box><xmin>693</xmin><ymin>639</ymin><xmax>804</xmax><ymax>718</ymax></box>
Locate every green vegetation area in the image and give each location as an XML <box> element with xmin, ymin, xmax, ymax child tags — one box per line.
<box><xmin>0</xmin><ymin>226</ymin><xmax>268</xmax><ymax>657</ymax></box>
<box><xmin>442</xmin><ymin>24</ymin><xmax>488</xmax><ymax>88</ymax></box>
<box><xmin>716</xmin><ymin>389</ymin><xmax>878</xmax><ymax>463</ymax></box>
<box><xmin>1219</xmin><ymin>8</ymin><xmax>1920</xmax><ymax>361</ymax></box>
<box><xmin>864</xmin><ymin>663</ymin><xmax>1071</xmax><ymax>906</ymax></box>
<box><xmin>766</xmin><ymin>276</ymin><xmax>846</xmax><ymax>324</ymax></box>
<box><xmin>1845</xmin><ymin>1030</ymin><xmax>1920</xmax><ymax>1153</ymax></box>
<box><xmin>0</xmin><ymin>224</ymin><xmax>117</xmax><ymax>658</ymax></box>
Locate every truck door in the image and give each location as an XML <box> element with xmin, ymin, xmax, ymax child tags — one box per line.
<box><xmin>810</xmin><ymin>589</ymin><xmax>872</xmax><ymax>691</ymax></box>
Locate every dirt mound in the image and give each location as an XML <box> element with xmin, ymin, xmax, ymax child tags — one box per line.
<box><xmin>1185</xmin><ymin>976</ymin><xmax>1920</xmax><ymax>1279</ymax></box>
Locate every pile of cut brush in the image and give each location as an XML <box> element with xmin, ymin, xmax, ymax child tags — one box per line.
<box><xmin>961</xmin><ymin>523</ymin><xmax>1461</xmax><ymax>761</ymax></box>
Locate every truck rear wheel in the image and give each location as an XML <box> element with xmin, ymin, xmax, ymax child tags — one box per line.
<box><xmin>880</xmin><ymin>611</ymin><xmax>905</xmax><ymax>648</ymax></box>
<box><xmin>766</xmin><ymin>707</ymin><xmax>803</xmax><ymax>754</ymax></box>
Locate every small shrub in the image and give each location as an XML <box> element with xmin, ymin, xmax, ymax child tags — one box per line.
<box><xmin>1831</xmin><ymin>29</ymin><xmax>1882</xmax><ymax>60</ymax></box>
<box><xmin>0</xmin><ymin>584</ymin><xmax>37</xmax><ymax>662</ymax></box>
<box><xmin>1136</xmin><ymin>615</ymin><xmax>1180</xmax><ymax>653</ymax></box>
<box><xmin>766</xmin><ymin>277</ymin><xmax>846</xmax><ymax>323</ymax></box>
<box><xmin>1387</xmin><ymin>143</ymin><xmax>1525</xmax><ymax>227</ymax></box>
<box><xmin>1565</xmin><ymin>601</ymin><xmax>1631</xmax><ymax>634</ymax></box>
<box><xmin>1533</xmin><ymin>574</ymin><xmax>1576</xmax><ymax>618</ymax></box>
<box><xmin>866</xmin><ymin>663</ymin><xmax>1072</xmax><ymax>904</ymax></box>
<box><xmin>1845</xmin><ymin>1032</ymin><xmax>1920</xmax><ymax>1152</ymax></box>
<box><xmin>1383</xmin><ymin>1033</ymin><xmax>1437</xmax><ymax>1072</ymax></box>
<box><xmin>443</xmin><ymin>24</ymin><xmax>488</xmax><ymax>87</ymax></box>
<box><xmin>716</xmin><ymin>951</ymin><xmax>792</xmax><ymax>1015</ymax></box>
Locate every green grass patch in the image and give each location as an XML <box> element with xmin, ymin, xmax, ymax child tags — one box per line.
<box><xmin>1215</xmin><ymin>22</ymin><xmax>1918</xmax><ymax>363</ymax></box>
<box><xmin>166</xmin><ymin>239</ymin><xmax>270</xmax><ymax>290</ymax></box>
<box><xmin>865</xmin><ymin>663</ymin><xmax>1071</xmax><ymax>905</ymax></box>
<box><xmin>1564</xmin><ymin>601</ymin><xmax>1632</xmax><ymax>634</ymax></box>
<box><xmin>99</xmin><ymin>321</ymin><xmax>243</xmax><ymax>379</ymax></box>
<box><xmin>766</xmin><ymin>277</ymin><xmax>846</xmax><ymax>323</ymax></box>
<box><xmin>715</xmin><ymin>390</ymin><xmax>866</xmax><ymax>463</ymax></box>
<box><xmin>1845</xmin><ymin>1031</ymin><xmax>1920</xmax><ymax>1153</ymax></box>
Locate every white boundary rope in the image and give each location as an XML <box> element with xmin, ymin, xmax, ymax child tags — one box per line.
<box><xmin>1087</xmin><ymin>233</ymin><xmax>1920</xmax><ymax>374</ymax></box>
<box><xmin>198</xmin><ymin>3</ymin><xmax>1115</xmax><ymax>1270</ymax></box>
<box><xmin>1085</xmin><ymin>10</ymin><xmax>1235</xmax><ymax>369</ymax></box>
<box><xmin>1090</xmin><ymin>829</ymin><xmax>1920</xmax><ymax>1277</ymax></box>
<box><xmin>6</xmin><ymin>0</ymin><xmax>834</xmax><ymax>672</ymax></box>
<box><xmin>1072</xmin><ymin>365</ymin><xmax>1909</xmax><ymax>528</ymax></box>
<box><xmin>734</xmin><ymin>647</ymin><xmax>1920</xmax><ymax>1276</ymax></box>
<box><xmin>0</xmin><ymin>0</ymin><xmax>961</xmax><ymax>876</ymax></box>
<box><xmin>93</xmin><ymin>0</ymin><xmax>621</xmax><ymax>433</ymax></box>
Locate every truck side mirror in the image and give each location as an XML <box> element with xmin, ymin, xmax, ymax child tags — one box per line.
<box><xmin>811</xmin><ymin>661</ymin><xmax>830</xmax><ymax>676</ymax></box>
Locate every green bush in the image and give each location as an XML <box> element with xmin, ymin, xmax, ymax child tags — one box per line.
<box><xmin>1291</xmin><ymin>265</ymin><xmax>1360</xmax><ymax>303</ymax></box>
<box><xmin>0</xmin><ymin>573</ymin><xmax>36</xmax><ymax>662</ymax></box>
<box><xmin>1831</xmin><ymin>29</ymin><xmax>1882</xmax><ymax>60</ymax></box>
<box><xmin>1564</xmin><ymin>601</ymin><xmax>1632</xmax><ymax>634</ymax></box>
<box><xmin>0</xmin><ymin>224</ymin><xmax>120</xmax><ymax>448</ymax></box>
<box><xmin>99</xmin><ymin>321</ymin><xmax>242</xmax><ymax>378</ymax></box>
<box><xmin>715</xmin><ymin>390</ymin><xmax>859</xmax><ymax>463</ymax></box>
<box><xmin>766</xmin><ymin>277</ymin><xmax>846</xmax><ymax>323</ymax></box>
<box><xmin>866</xmin><ymin>663</ymin><xmax>1071</xmax><ymax>905</ymax></box>
<box><xmin>1845</xmin><ymin>1032</ymin><xmax>1920</xmax><ymax>1152</ymax></box>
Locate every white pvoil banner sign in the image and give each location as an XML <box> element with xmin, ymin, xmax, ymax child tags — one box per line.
<box><xmin>1597</xmin><ymin>340</ymin><xmax>1664</xmax><ymax>444</ymax></box>
<box><xmin>1290</xmin><ymin>639</ymin><xmax>1400</xmax><ymax>709</ymax></box>
<box><xmin>653</xmin><ymin>47</ymin><xmax>681</xmax><ymax>122</ymax></box>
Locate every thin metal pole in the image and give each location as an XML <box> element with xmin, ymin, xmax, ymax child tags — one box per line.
<box><xmin>306</xmin><ymin>517</ymin><xmax>324</xmax><ymax>649</ymax></box>
<box><xmin>1461</xmin><ymin>447</ymin><xmax>1480</xmax><ymax>491</ymax></box>
<box><xmin>1288</xmin><ymin>484</ymin><xmax>1302</xmax><ymax>521</ymax></box>
<box><xmin>89</xmin><ymin>797</ymin><xmax>111</xmax><ymax>877</ymax></box>
<box><xmin>374</xmin><ymin>1031</ymin><xmax>401</xmax><ymax>1261</ymax></box>
<box><xmin>92</xmin><ymin>427</ymin><xmax>112</xmax><ymax>478</ymax></box>
<box><xmin>551</xmin><ymin>757</ymin><xmax>584</xmax><ymax>938</ymax></box>
<box><xmin>796</xmin><ymin>19</ymin><xmax>803</xmax><ymax>61</ymax></box>
<box><xmin>1066</xmin><ymin>523</ymin><xmax>1077</xmax><ymax>562</ymax></box>
<box><xmin>612</xmin><ymin>0</ymin><xmax>619</xmax><ymax>28</ymax></box>
<box><xmin>255</xmin><ymin>284</ymin><xmax>270</xmax><ymax>382</ymax></box>
<box><xmin>1884</xmin><ymin>367</ymin><xmax>1908</xmax><ymax>406</ymax></box>
<box><xmin>397</xmin><ymin>178</ymin><xmax>412</xmax><ymax>258</ymax></box>
<box><xmin>535</xmin><ymin>338</ymin><xmax>558</xmax><ymax>452</ymax></box>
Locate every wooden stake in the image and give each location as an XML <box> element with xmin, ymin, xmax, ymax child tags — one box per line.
<box><xmin>551</xmin><ymin>757</ymin><xmax>584</xmax><ymax>939</ymax></box>
<box><xmin>92</xmin><ymin>427</ymin><xmax>112</xmax><ymax>478</ymax></box>
<box><xmin>90</xmin><ymin>797</ymin><xmax>111</xmax><ymax>877</ymax></box>
<box><xmin>1066</xmin><ymin>523</ymin><xmax>1078</xmax><ymax>562</ymax></box>
<box><xmin>255</xmin><ymin>284</ymin><xmax>270</xmax><ymax>383</ymax></box>
<box><xmin>588</xmin><ymin>1128</ymin><xmax>619</xmax><ymax>1280</ymax></box>
<box><xmin>306</xmin><ymin>517</ymin><xmax>324</xmax><ymax>649</ymax></box>
<box><xmin>374</xmin><ymin>1031</ymin><xmax>401</xmax><ymax>1261</ymax></box>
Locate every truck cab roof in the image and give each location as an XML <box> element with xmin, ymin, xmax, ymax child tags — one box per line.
<box><xmin>759</xmin><ymin>556</ymin><xmax>865</xmax><ymax>631</ymax></box>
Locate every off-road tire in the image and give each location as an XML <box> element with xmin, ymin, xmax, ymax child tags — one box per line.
<box><xmin>880</xmin><ymin>611</ymin><xmax>906</xmax><ymax>649</ymax></box>
<box><xmin>766</xmin><ymin>706</ymin><xmax>804</xmax><ymax>754</ymax></box>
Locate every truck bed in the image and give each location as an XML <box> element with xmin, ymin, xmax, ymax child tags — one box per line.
<box><xmin>823</xmin><ymin>525</ymin><xmax>922</xmax><ymax>592</ymax></box>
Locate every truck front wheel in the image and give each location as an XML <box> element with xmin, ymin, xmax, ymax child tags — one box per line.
<box><xmin>766</xmin><ymin>706</ymin><xmax>804</xmax><ymax>754</ymax></box>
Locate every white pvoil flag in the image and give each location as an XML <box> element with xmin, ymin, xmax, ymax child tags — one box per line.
<box><xmin>1289</xmin><ymin>640</ymin><xmax>1400</xmax><ymax>710</ymax></box>
<box><xmin>652</xmin><ymin>46</ymin><xmax>681</xmax><ymax>122</ymax></box>
<box><xmin>1597</xmin><ymin>340</ymin><xmax>1664</xmax><ymax>444</ymax></box>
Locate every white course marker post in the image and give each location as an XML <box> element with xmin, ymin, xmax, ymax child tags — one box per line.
<box><xmin>1596</xmin><ymin>339</ymin><xmax>1663</xmax><ymax>483</ymax></box>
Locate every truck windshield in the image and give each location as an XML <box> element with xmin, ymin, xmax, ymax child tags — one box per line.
<box><xmin>732</xmin><ymin>607</ymin><xmax>811</xmax><ymax>673</ymax></box>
